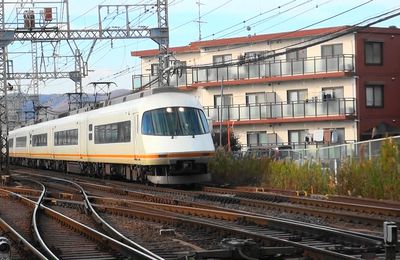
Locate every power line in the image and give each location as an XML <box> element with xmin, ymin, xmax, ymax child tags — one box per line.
<box><xmin>171</xmin><ymin>0</ymin><xmax>232</xmax><ymax>32</ymax></box>
<box><xmin>202</xmin><ymin>0</ymin><xmax>298</xmax><ymax>40</ymax></box>
<box><xmin>264</xmin><ymin>0</ymin><xmax>374</xmax><ymax>40</ymax></box>
<box><xmin>185</xmin><ymin>7</ymin><xmax>400</xmax><ymax>70</ymax></box>
<box><xmin>218</xmin><ymin>0</ymin><xmax>315</xmax><ymax>39</ymax></box>
<box><xmin>186</xmin><ymin>0</ymin><xmax>378</xmax><ymax>62</ymax></box>
<box><xmin>256</xmin><ymin>0</ymin><xmax>335</xmax><ymax>34</ymax></box>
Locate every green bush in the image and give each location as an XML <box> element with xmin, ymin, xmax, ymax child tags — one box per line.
<box><xmin>337</xmin><ymin>138</ymin><xmax>400</xmax><ymax>200</ymax></box>
<box><xmin>208</xmin><ymin>138</ymin><xmax>400</xmax><ymax>200</ymax></box>
<box><xmin>209</xmin><ymin>148</ymin><xmax>270</xmax><ymax>186</ymax></box>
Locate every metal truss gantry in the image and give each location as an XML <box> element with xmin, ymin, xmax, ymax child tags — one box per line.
<box><xmin>0</xmin><ymin>0</ymin><xmax>170</xmax><ymax>173</ymax></box>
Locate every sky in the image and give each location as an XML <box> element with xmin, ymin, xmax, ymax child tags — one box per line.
<box><xmin>4</xmin><ymin>0</ymin><xmax>400</xmax><ymax>94</ymax></box>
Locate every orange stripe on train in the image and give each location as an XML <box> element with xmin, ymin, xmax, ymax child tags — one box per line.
<box><xmin>10</xmin><ymin>151</ymin><xmax>215</xmax><ymax>159</ymax></box>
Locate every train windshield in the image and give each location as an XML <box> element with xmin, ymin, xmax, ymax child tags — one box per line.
<box><xmin>142</xmin><ymin>107</ymin><xmax>210</xmax><ymax>136</ymax></box>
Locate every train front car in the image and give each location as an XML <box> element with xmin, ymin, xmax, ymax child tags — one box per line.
<box><xmin>136</xmin><ymin>91</ymin><xmax>215</xmax><ymax>185</ymax></box>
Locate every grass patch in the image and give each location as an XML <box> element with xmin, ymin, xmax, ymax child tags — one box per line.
<box><xmin>209</xmin><ymin>139</ymin><xmax>400</xmax><ymax>200</ymax></box>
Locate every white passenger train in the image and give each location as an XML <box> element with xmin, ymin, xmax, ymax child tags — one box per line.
<box><xmin>8</xmin><ymin>88</ymin><xmax>215</xmax><ymax>184</ymax></box>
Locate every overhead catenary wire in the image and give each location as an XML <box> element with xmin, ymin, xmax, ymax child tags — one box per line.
<box><xmin>184</xmin><ymin>7</ymin><xmax>400</xmax><ymax>70</ymax></box>
<box><xmin>256</xmin><ymin>0</ymin><xmax>335</xmax><ymax>34</ymax></box>
<box><xmin>218</xmin><ymin>0</ymin><xmax>315</xmax><ymax>39</ymax></box>
<box><xmin>202</xmin><ymin>0</ymin><xmax>298</xmax><ymax>40</ymax></box>
<box><xmin>262</xmin><ymin>0</ymin><xmax>375</xmax><ymax>40</ymax></box>
<box><xmin>171</xmin><ymin>0</ymin><xmax>233</xmax><ymax>31</ymax></box>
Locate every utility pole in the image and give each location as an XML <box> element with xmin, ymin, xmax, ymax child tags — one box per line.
<box><xmin>0</xmin><ymin>1</ymin><xmax>14</xmax><ymax>174</ymax></box>
<box><xmin>154</xmin><ymin>0</ymin><xmax>170</xmax><ymax>88</ymax></box>
<box><xmin>219</xmin><ymin>78</ymin><xmax>223</xmax><ymax>147</ymax></box>
<box><xmin>195</xmin><ymin>1</ymin><xmax>206</xmax><ymax>41</ymax></box>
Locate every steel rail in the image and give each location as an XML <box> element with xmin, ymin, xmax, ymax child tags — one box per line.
<box><xmin>30</xmin><ymin>181</ymin><xmax>59</xmax><ymax>260</ymax></box>
<box><xmin>88</xmin><ymin>194</ymin><xmax>384</xmax><ymax>242</ymax></box>
<box><xmin>20</xmin><ymin>174</ymin><xmax>164</xmax><ymax>260</ymax></box>
<box><xmin>203</xmin><ymin>186</ymin><xmax>400</xmax><ymax>218</ymax></box>
<box><xmin>76</xmin><ymin>180</ymin><xmax>392</xmax><ymax>231</ymax></box>
<box><xmin>2</xmin><ymin>183</ymin><xmax>385</xmax><ymax>246</ymax></box>
<box><xmin>0</xmin><ymin>214</ymin><xmax>48</xmax><ymax>260</ymax></box>
<box><xmin>90</xmin><ymin>196</ymin><xmax>383</xmax><ymax>247</ymax></box>
<box><xmin>0</xmin><ymin>187</ymin><xmax>156</xmax><ymax>259</ymax></box>
<box><xmin>91</xmin><ymin>201</ymin><xmax>366</xmax><ymax>259</ymax></box>
<box><xmin>4</xmin><ymin>176</ymin><xmax>58</xmax><ymax>259</ymax></box>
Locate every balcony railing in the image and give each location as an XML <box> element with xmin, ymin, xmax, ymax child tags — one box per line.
<box><xmin>204</xmin><ymin>98</ymin><xmax>356</xmax><ymax>122</ymax></box>
<box><xmin>133</xmin><ymin>54</ymin><xmax>355</xmax><ymax>88</ymax></box>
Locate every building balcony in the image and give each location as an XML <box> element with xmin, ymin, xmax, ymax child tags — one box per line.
<box><xmin>133</xmin><ymin>54</ymin><xmax>355</xmax><ymax>88</ymax></box>
<box><xmin>204</xmin><ymin>98</ymin><xmax>356</xmax><ymax>125</ymax></box>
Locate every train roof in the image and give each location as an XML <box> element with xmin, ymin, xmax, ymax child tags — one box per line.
<box><xmin>10</xmin><ymin>89</ymin><xmax>202</xmax><ymax>135</ymax></box>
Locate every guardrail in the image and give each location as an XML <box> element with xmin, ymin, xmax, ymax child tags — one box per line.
<box><xmin>204</xmin><ymin>98</ymin><xmax>356</xmax><ymax>122</ymax></box>
<box><xmin>133</xmin><ymin>54</ymin><xmax>355</xmax><ymax>88</ymax></box>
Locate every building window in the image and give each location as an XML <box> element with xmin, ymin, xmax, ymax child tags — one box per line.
<box><xmin>214</xmin><ymin>94</ymin><xmax>233</xmax><ymax>107</ymax></box>
<box><xmin>213</xmin><ymin>54</ymin><xmax>232</xmax><ymax>65</ymax></box>
<box><xmin>32</xmin><ymin>133</ymin><xmax>47</xmax><ymax>147</ymax></box>
<box><xmin>246</xmin><ymin>92</ymin><xmax>266</xmax><ymax>105</ymax></box>
<box><xmin>321</xmin><ymin>86</ymin><xmax>344</xmax><ymax>100</ymax></box>
<box><xmin>366</xmin><ymin>85</ymin><xmax>383</xmax><ymax>107</ymax></box>
<box><xmin>95</xmin><ymin>121</ymin><xmax>131</xmax><ymax>144</ymax></box>
<box><xmin>287</xmin><ymin>89</ymin><xmax>307</xmax><ymax>102</ymax></box>
<box><xmin>54</xmin><ymin>129</ymin><xmax>78</xmax><ymax>146</ymax></box>
<box><xmin>288</xmin><ymin>130</ymin><xmax>306</xmax><ymax>145</ymax></box>
<box><xmin>151</xmin><ymin>63</ymin><xmax>159</xmax><ymax>76</ymax></box>
<box><xmin>321</xmin><ymin>44</ymin><xmax>343</xmax><ymax>57</ymax></box>
<box><xmin>247</xmin><ymin>131</ymin><xmax>267</xmax><ymax>147</ymax></box>
<box><xmin>330</xmin><ymin>128</ymin><xmax>345</xmax><ymax>144</ymax></box>
<box><xmin>286</xmin><ymin>48</ymin><xmax>307</xmax><ymax>60</ymax></box>
<box><xmin>16</xmin><ymin>136</ymin><xmax>27</xmax><ymax>148</ymax></box>
<box><xmin>244</xmin><ymin>50</ymin><xmax>275</xmax><ymax>61</ymax></box>
<box><xmin>365</xmin><ymin>41</ymin><xmax>383</xmax><ymax>65</ymax></box>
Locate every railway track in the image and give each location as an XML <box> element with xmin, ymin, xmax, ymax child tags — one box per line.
<box><xmin>0</xmin><ymin>178</ymin><xmax>48</xmax><ymax>260</ymax></box>
<box><xmin>88</xmin><ymin>196</ymin><xmax>388</xmax><ymax>259</ymax></box>
<box><xmin>1</xmin><ymin>178</ymin><xmax>158</xmax><ymax>259</ymax></box>
<box><xmin>6</xmin><ymin>167</ymin><xmax>400</xmax><ymax>259</ymax></box>
<box><xmin>72</xmin><ymin>178</ymin><xmax>399</xmax><ymax>234</ymax></box>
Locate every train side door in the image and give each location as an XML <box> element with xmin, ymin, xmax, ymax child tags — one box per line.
<box><xmin>51</xmin><ymin>126</ymin><xmax>55</xmax><ymax>159</ymax></box>
<box><xmin>78</xmin><ymin>120</ymin><xmax>83</xmax><ymax>160</ymax></box>
<box><xmin>133</xmin><ymin>113</ymin><xmax>139</xmax><ymax>157</ymax></box>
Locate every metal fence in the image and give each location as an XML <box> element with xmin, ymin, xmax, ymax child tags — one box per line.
<box><xmin>132</xmin><ymin>54</ymin><xmax>355</xmax><ymax>89</ymax></box>
<box><xmin>291</xmin><ymin>136</ymin><xmax>400</xmax><ymax>172</ymax></box>
<box><xmin>204</xmin><ymin>98</ymin><xmax>355</xmax><ymax>122</ymax></box>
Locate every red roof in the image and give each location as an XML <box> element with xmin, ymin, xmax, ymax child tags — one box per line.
<box><xmin>131</xmin><ymin>26</ymin><xmax>347</xmax><ymax>57</ymax></box>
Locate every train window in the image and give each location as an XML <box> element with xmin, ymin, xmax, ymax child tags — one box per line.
<box><xmin>89</xmin><ymin>124</ymin><xmax>92</xmax><ymax>131</ymax></box>
<box><xmin>16</xmin><ymin>136</ymin><xmax>27</xmax><ymax>147</ymax></box>
<box><xmin>94</xmin><ymin>121</ymin><xmax>131</xmax><ymax>144</ymax></box>
<box><xmin>141</xmin><ymin>107</ymin><xmax>210</xmax><ymax>136</ymax></box>
<box><xmin>89</xmin><ymin>133</ymin><xmax>92</xmax><ymax>141</ymax></box>
<box><xmin>54</xmin><ymin>129</ymin><xmax>78</xmax><ymax>146</ymax></box>
<box><xmin>32</xmin><ymin>133</ymin><xmax>48</xmax><ymax>147</ymax></box>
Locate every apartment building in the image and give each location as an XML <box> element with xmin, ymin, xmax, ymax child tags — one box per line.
<box><xmin>131</xmin><ymin>26</ymin><xmax>400</xmax><ymax>149</ymax></box>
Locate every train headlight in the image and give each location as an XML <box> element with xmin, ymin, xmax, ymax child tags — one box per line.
<box><xmin>178</xmin><ymin>107</ymin><xmax>185</xmax><ymax>112</ymax></box>
<box><xmin>166</xmin><ymin>107</ymin><xmax>172</xmax><ymax>113</ymax></box>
